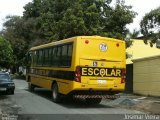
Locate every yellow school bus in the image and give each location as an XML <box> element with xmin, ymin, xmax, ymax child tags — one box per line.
<box><xmin>26</xmin><ymin>36</ymin><xmax>126</xmax><ymax>104</ymax></box>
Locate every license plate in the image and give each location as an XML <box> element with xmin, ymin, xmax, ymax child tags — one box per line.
<box><xmin>97</xmin><ymin>80</ymin><xmax>106</xmax><ymax>84</ymax></box>
<box><xmin>0</xmin><ymin>88</ymin><xmax>6</xmax><ymax>91</ymax></box>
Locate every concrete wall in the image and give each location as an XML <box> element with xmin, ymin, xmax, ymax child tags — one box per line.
<box><xmin>132</xmin><ymin>55</ymin><xmax>160</xmax><ymax>96</ymax></box>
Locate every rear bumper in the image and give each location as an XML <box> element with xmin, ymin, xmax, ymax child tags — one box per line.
<box><xmin>0</xmin><ymin>87</ymin><xmax>15</xmax><ymax>91</ymax></box>
<box><xmin>68</xmin><ymin>90</ymin><xmax>122</xmax><ymax>95</ymax></box>
<box><xmin>62</xmin><ymin>82</ymin><xmax>125</xmax><ymax>95</ymax></box>
<box><xmin>0</xmin><ymin>84</ymin><xmax>15</xmax><ymax>91</ymax></box>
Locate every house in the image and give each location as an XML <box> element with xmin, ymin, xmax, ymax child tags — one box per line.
<box><xmin>125</xmin><ymin>39</ymin><xmax>160</xmax><ymax>96</ymax></box>
<box><xmin>126</xmin><ymin>39</ymin><xmax>160</xmax><ymax>64</ymax></box>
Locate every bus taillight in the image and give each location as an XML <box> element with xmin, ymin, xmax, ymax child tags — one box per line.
<box><xmin>116</xmin><ymin>43</ymin><xmax>120</xmax><ymax>47</ymax></box>
<box><xmin>75</xmin><ymin>66</ymin><xmax>81</xmax><ymax>82</ymax></box>
<box><xmin>121</xmin><ymin>69</ymin><xmax>126</xmax><ymax>83</ymax></box>
<box><xmin>85</xmin><ymin>40</ymin><xmax>89</xmax><ymax>44</ymax></box>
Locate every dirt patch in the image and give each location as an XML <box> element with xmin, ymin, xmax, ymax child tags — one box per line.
<box><xmin>109</xmin><ymin>95</ymin><xmax>160</xmax><ymax>114</ymax></box>
<box><xmin>0</xmin><ymin>95</ymin><xmax>21</xmax><ymax>120</ymax></box>
<box><xmin>132</xmin><ymin>101</ymin><xmax>160</xmax><ymax>114</ymax></box>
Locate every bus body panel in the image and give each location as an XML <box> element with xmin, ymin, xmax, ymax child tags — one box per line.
<box><xmin>71</xmin><ymin>36</ymin><xmax>125</xmax><ymax>94</ymax></box>
<box><xmin>26</xmin><ymin>36</ymin><xmax>126</xmax><ymax>95</ymax></box>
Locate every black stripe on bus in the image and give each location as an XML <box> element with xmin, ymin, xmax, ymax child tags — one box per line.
<box><xmin>48</xmin><ymin>70</ymin><xmax>75</xmax><ymax>80</ymax></box>
<box><xmin>30</xmin><ymin>69</ymin><xmax>75</xmax><ymax>81</ymax></box>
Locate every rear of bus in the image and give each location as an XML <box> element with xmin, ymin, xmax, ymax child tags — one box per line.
<box><xmin>72</xmin><ymin>36</ymin><xmax>126</xmax><ymax>96</ymax></box>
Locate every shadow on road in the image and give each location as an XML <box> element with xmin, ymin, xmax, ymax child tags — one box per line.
<box><xmin>0</xmin><ymin>93</ymin><xmax>9</xmax><ymax>99</ymax></box>
<box><xmin>26</xmin><ymin>88</ymin><xmax>114</xmax><ymax>109</ymax></box>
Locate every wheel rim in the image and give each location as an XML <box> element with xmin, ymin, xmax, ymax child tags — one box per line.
<box><xmin>52</xmin><ymin>85</ymin><xmax>58</xmax><ymax>100</ymax></box>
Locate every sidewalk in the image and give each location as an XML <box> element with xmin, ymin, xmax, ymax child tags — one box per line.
<box><xmin>108</xmin><ymin>93</ymin><xmax>160</xmax><ymax>114</ymax></box>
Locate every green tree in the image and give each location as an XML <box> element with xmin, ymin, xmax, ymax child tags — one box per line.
<box><xmin>1</xmin><ymin>0</ymin><xmax>136</xmax><ymax>70</ymax></box>
<box><xmin>102</xmin><ymin>0</ymin><xmax>137</xmax><ymax>39</ymax></box>
<box><xmin>2</xmin><ymin>16</ymin><xmax>28</xmax><ymax>69</ymax></box>
<box><xmin>0</xmin><ymin>36</ymin><xmax>13</xmax><ymax>68</ymax></box>
<box><xmin>140</xmin><ymin>6</ymin><xmax>160</xmax><ymax>47</ymax></box>
<box><xmin>23</xmin><ymin>0</ymin><xmax>136</xmax><ymax>41</ymax></box>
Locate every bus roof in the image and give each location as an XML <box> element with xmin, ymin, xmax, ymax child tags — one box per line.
<box><xmin>30</xmin><ymin>36</ymin><xmax>76</xmax><ymax>51</ymax></box>
<box><xmin>29</xmin><ymin>36</ymin><xmax>123</xmax><ymax>51</ymax></box>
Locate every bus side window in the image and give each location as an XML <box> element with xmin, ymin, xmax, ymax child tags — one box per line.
<box><xmin>48</xmin><ymin>48</ymin><xmax>52</xmax><ymax>66</ymax></box>
<box><xmin>52</xmin><ymin>47</ymin><xmax>57</xmax><ymax>67</ymax></box>
<box><xmin>62</xmin><ymin>45</ymin><xmax>68</xmax><ymax>67</ymax></box>
<box><xmin>38</xmin><ymin>50</ymin><xmax>43</xmax><ymax>66</ymax></box>
<box><xmin>60</xmin><ymin>43</ymin><xmax>73</xmax><ymax>67</ymax></box>
<box><xmin>56</xmin><ymin>46</ymin><xmax>62</xmax><ymax>66</ymax></box>
<box><xmin>44</xmin><ymin>48</ymin><xmax>49</xmax><ymax>66</ymax></box>
<box><xmin>50</xmin><ymin>43</ymin><xmax>73</xmax><ymax>67</ymax></box>
<box><xmin>67</xmin><ymin>44</ymin><xmax>73</xmax><ymax>67</ymax></box>
<box><xmin>34</xmin><ymin>50</ymin><xmax>38</xmax><ymax>66</ymax></box>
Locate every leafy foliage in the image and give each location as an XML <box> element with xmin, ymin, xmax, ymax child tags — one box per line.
<box><xmin>102</xmin><ymin>0</ymin><xmax>137</xmax><ymax>39</ymax></box>
<box><xmin>2</xmin><ymin>16</ymin><xmax>28</xmax><ymax>66</ymax></box>
<box><xmin>140</xmin><ymin>6</ymin><xmax>160</xmax><ymax>47</ymax></box>
<box><xmin>0</xmin><ymin>36</ymin><xmax>13</xmax><ymax>68</ymax></box>
<box><xmin>22</xmin><ymin>0</ymin><xmax>136</xmax><ymax>41</ymax></box>
<box><xmin>1</xmin><ymin>0</ymin><xmax>136</xmax><ymax>67</ymax></box>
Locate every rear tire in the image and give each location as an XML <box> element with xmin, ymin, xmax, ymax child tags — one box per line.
<box><xmin>52</xmin><ymin>83</ymin><xmax>61</xmax><ymax>103</ymax></box>
<box><xmin>85</xmin><ymin>98</ymin><xmax>102</xmax><ymax>104</ymax></box>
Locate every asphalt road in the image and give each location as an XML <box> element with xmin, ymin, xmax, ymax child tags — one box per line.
<box><xmin>0</xmin><ymin>79</ymin><xmax>144</xmax><ymax>120</ymax></box>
